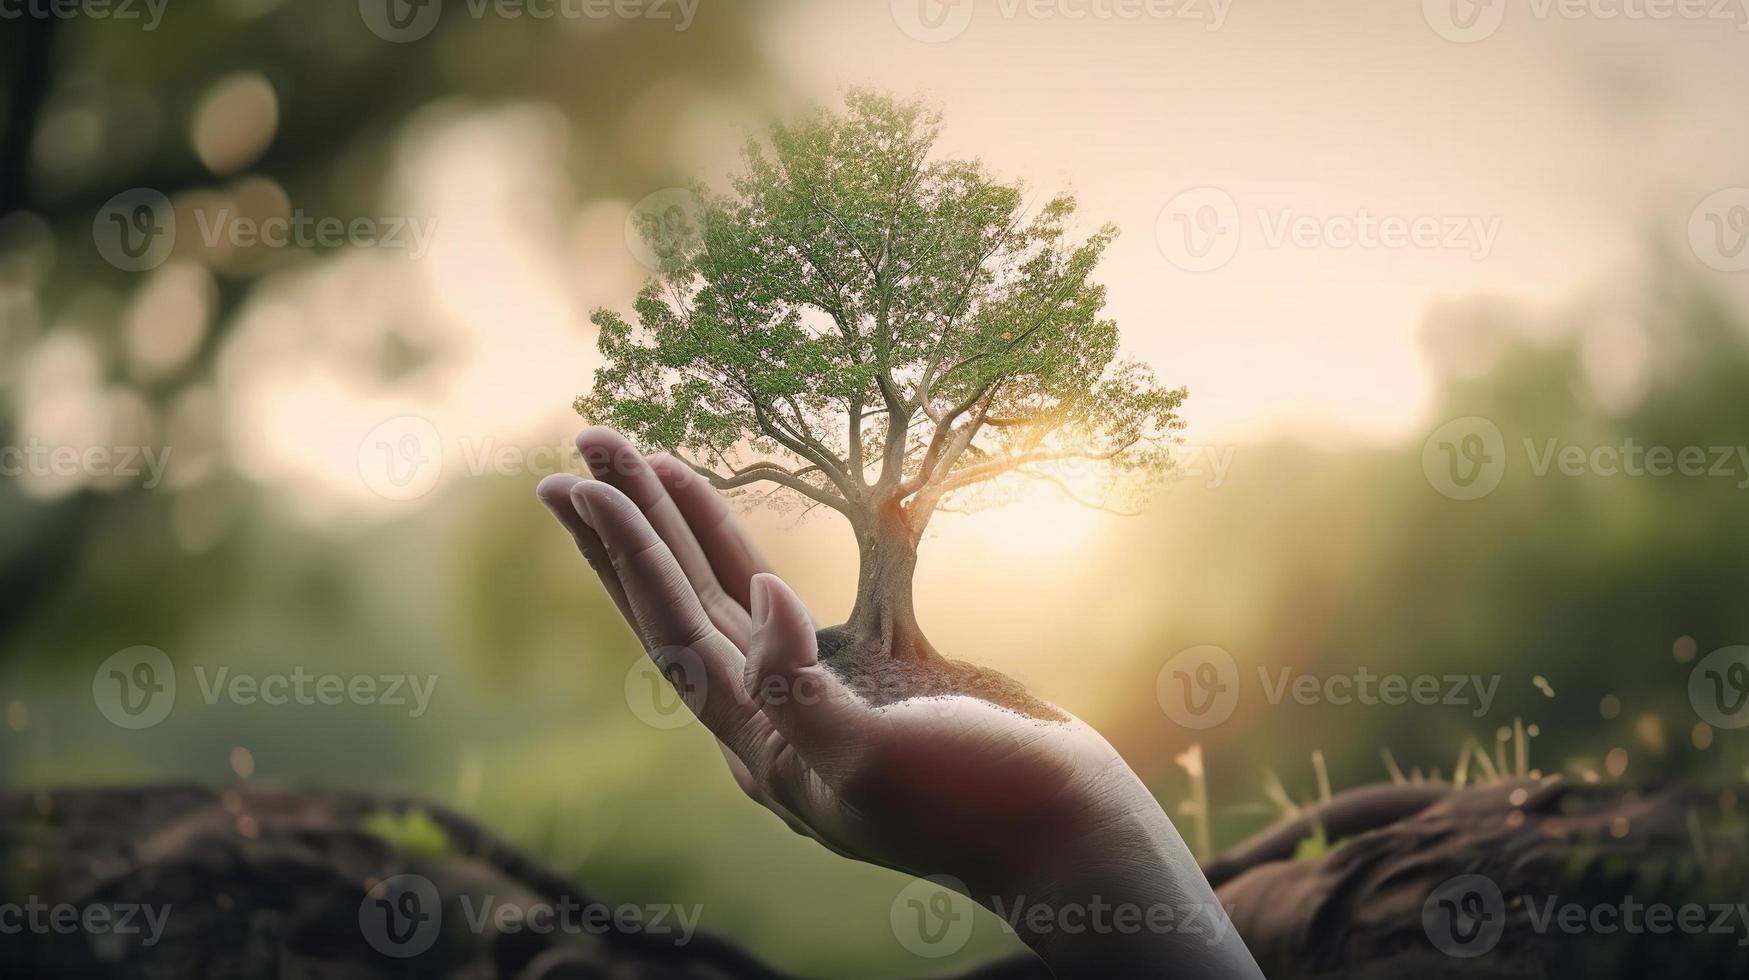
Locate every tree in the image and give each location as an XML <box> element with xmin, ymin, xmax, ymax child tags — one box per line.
<box><xmin>579</xmin><ymin>90</ymin><xmax>1185</xmax><ymax>665</ymax></box>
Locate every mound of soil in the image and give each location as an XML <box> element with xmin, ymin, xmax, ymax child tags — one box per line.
<box><xmin>0</xmin><ymin>785</ymin><xmax>795</xmax><ymax>980</ymax></box>
<box><xmin>3</xmin><ymin>780</ymin><xmax>1744</xmax><ymax>978</ymax></box>
<box><xmin>814</xmin><ymin>626</ymin><xmax>1067</xmax><ymax>723</ymax></box>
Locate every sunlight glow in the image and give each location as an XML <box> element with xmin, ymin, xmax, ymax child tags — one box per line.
<box><xmin>928</xmin><ymin>481</ymin><xmax>1110</xmax><ymax>561</ymax></box>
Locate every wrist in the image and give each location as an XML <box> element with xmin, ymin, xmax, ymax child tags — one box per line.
<box><xmin>968</xmin><ymin>788</ymin><xmax>1262</xmax><ymax>979</ymax></box>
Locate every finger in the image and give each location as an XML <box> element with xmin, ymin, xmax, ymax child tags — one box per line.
<box><xmin>571</xmin><ymin>479</ymin><xmax>759</xmax><ymax>741</ymax></box>
<box><xmin>648</xmin><ymin>453</ymin><xmax>773</xmax><ymax>610</ymax></box>
<box><xmin>744</xmin><ymin>573</ymin><xmax>867</xmax><ymax>774</ymax></box>
<box><xmin>536</xmin><ymin>473</ymin><xmax>632</xmax><ymax>623</ymax></box>
<box><xmin>575</xmin><ymin>428</ymin><xmax>752</xmax><ymax>649</ymax></box>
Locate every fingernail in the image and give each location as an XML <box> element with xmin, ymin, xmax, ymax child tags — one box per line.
<box><xmin>749</xmin><ymin>574</ymin><xmax>772</xmax><ymax>631</ymax></box>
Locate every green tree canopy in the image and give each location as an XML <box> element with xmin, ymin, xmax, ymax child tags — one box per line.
<box><xmin>581</xmin><ymin>90</ymin><xmax>1184</xmax><ymax>545</ymax></box>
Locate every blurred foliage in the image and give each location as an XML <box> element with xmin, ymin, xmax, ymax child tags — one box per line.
<box><xmin>0</xmin><ymin>0</ymin><xmax>781</xmax><ymax>638</ymax></box>
<box><xmin>3</xmin><ymin>4</ymin><xmax>1749</xmax><ymax>979</ymax></box>
<box><xmin>364</xmin><ymin>806</ymin><xmax>456</xmax><ymax>859</ymax></box>
<box><xmin>1110</xmin><ymin>259</ymin><xmax>1749</xmax><ymax>834</ymax></box>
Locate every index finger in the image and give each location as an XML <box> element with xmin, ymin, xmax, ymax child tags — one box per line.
<box><xmin>570</xmin><ymin>479</ymin><xmax>759</xmax><ymax>741</ymax></box>
<box><xmin>648</xmin><ymin>453</ymin><xmax>774</xmax><ymax>609</ymax></box>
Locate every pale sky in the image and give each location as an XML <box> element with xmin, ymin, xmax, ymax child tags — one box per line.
<box><xmin>753</xmin><ymin>0</ymin><xmax>1749</xmax><ymax>443</ymax></box>
<box><xmin>176</xmin><ymin>0</ymin><xmax>1749</xmax><ymax>527</ymax></box>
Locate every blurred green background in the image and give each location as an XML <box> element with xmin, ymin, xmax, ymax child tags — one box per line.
<box><xmin>3</xmin><ymin>1</ymin><xmax>1749</xmax><ymax>977</ymax></box>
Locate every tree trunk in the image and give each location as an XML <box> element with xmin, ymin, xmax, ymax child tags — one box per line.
<box><xmin>818</xmin><ymin>498</ymin><xmax>1059</xmax><ymax>720</ymax></box>
<box><xmin>841</xmin><ymin>502</ymin><xmax>934</xmax><ymax>663</ymax></box>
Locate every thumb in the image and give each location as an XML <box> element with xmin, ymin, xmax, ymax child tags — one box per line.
<box><xmin>745</xmin><ymin>573</ymin><xmax>866</xmax><ymax>757</ymax></box>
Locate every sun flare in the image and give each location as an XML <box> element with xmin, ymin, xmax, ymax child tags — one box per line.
<box><xmin>930</xmin><ymin>483</ymin><xmax>1111</xmax><ymax>561</ymax></box>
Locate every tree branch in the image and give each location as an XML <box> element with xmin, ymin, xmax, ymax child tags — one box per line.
<box><xmin>931</xmin><ymin>441</ymin><xmax>1136</xmax><ymax>496</ymax></box>
<box><xmin>903</xmin><ymin>380</ymin><xmax>1001</xmax><ymax>495</ymax></box>
<box><xmin>679</xmin><ymin>456</ymin><xmax>857</xmax><ymax>522</ymax></box>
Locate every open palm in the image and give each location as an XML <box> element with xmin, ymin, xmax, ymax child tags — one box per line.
<box><xmin>538</xmin><ymin>429</ymin><xmax>1148</xmax><ymax>882</ymax></box>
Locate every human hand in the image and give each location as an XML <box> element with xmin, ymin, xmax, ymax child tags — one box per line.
<box><xmin>538</xmin><ymin>427</ymin><xmax>1261</xmax><ymax>978</ymax></box>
